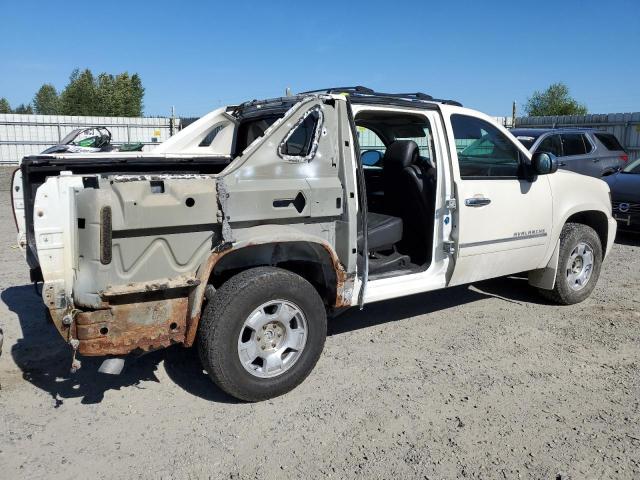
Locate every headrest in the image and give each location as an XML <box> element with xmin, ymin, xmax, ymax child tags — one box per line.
<box><xmin>382</xmin><ymin>140</ymin><xmax>420</xmax><ymax>170</ymax></box>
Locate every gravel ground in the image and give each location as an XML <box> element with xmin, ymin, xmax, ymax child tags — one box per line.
<box><xmin>0</xmin><ymin>166</ymin><xmax>638</xmax><ymax>479</ymax></box>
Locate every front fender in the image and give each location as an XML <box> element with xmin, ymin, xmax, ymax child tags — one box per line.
<box><xmin>538</xmin><ymin>172</ymin><xmax>614</xmax><ymax>269</ymax></box>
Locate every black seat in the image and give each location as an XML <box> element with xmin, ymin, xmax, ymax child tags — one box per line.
<box><xmin>382</xmin><ymin>140</ymin><xmax>436</xmax><ymax>265</ymax></box>
<box><xmin>357</xmin><ymin>212</ymin><xmax>403</xmax><ymax>252</ymax></box>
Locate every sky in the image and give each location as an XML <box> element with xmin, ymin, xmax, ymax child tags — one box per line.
<box><xmin>1</xmin><ymin>0</ymin><xmax>639</xmax><ymax>117</ymax></box>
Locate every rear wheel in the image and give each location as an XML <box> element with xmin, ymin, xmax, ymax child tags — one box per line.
<box><xmin>198</xmin><ymin>267</ymin><xmax>327</xmax><ymax>401</ymax></box>
<box><xmin>538</xmin><ymin>223</ymin><xmax>602</xmax><ymax>305</ymax></box>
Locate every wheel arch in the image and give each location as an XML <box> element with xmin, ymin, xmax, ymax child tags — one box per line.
<box><xmin>184</xmin><ymin>229</ymin><xmax>352</xmax><ymax>346</ymax></box>
<box><xmin>529</xmin><ymin>209</ymin><xmax>609</xmax><ymax>290</ymax></box>
<box><xmin>564</xmin><ymin>210</ymin><xmax>609</xmax><ymax>255</ymax></box>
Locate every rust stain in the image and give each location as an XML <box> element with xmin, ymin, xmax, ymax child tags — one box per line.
<box><xmin>99</xmin><ymin>275</ymin><xmax>200</xmax><ymax>297</ymax></box>
<box><xmin>184</xmin><ymin>245</ymin><xmax>233</xmax><ymax>347</ymax></box>
<box><xmin>183</xmin><ymin>242</ymin><xmax>353</xmax><ymax>346</ymax></box>
<box><xmin>45</xmin><ymin>241</ymin><xmax>351</xmax><ymax>356</ymax></box>
<box><xmin>321</xmin><ymin>244</ymin><xmax>353</xmax><ymax>308</ymax></box>
<box><xmin>74</xmin><ymin>297</ymin><xmax>188</xmax><ymax>356</ymax></box>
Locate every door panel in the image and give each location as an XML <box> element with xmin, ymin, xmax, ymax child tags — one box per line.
<box><xmin>449</xmin><ymin>178</ymin><xmax>552</xmax><ymax>285</ymax></box>
<box><xmin>560</xmin><ymin>133</ymin><xmax>595</xmax><ymax>176</ymax></box>
<box><xmin>446</xmin><ymin>112</ymin><xmax>553</xmax><ymax>286</ymax></box>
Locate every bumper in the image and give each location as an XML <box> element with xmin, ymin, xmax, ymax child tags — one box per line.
<box><xmin>613</xmin><ymin>213</ymin><xmax>640</xmax><ymax>232</ymax></box>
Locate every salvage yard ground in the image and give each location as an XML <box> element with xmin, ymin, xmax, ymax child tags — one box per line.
<box><xmin>0</xmin><ymin>167</ymin><xmax>638</xmax><ymax>479</ymax></box>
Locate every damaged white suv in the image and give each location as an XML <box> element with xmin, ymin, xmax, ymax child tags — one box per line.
<box><xmin>13</xmin><ymin>86</ymin><xmax>616</xmax><ymax>401</ymax></box>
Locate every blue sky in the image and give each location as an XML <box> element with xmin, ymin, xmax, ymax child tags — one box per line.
<box><xmin>1</xmin><ymin>0</ymin><xmax>638</xmax><ymax>117</ymax></box>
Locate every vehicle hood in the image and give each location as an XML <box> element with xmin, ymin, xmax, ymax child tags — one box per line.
<box><xmin>603</xmin><ymin>172</ymin><xmax>640</xmax><ymax>201</ymax></box>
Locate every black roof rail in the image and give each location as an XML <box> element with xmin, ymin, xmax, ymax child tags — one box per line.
<box><xmin>300</xmin><ymin>86</ymin><xmax>462</xmax><ymax>107</ymax></box>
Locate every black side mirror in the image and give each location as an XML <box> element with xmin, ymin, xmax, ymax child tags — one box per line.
<box><xmin>532</xmin><ymin>152</ymin><xmax>558</xmax><ymax>175</ymax></box>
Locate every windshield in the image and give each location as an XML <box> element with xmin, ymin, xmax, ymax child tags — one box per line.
<box><xmin>59</xmin><ymin>128</ymin><xmax>83</xmax><ymax>145</ymax></box>
<box><xmin>622</xmin><ymin>157</ymin><xmax>640</xmax><ymax>174</ymax></box>
<box><xmin>59</xmin><ymin>127</ymin><xmax>109</xmax><ymax>147</ymax></box>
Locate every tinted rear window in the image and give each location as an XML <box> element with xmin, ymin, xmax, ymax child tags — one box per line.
<box><xmin>595</xmin><ymin>133</ymin><xmax>624</xmax><ymax>151</ymax></box>
<box><xmin>538</xmin><ymin>135</ymin><xmax>562</xmax><ymax>156</ymax></box>
<box><xmin>561</xmin><ymin>134</ymin><xmax>588</xmax><ymax>156</ymax></box>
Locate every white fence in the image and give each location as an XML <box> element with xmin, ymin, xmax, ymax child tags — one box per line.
<box><xmin>0</xmin><ymin>114</ymin><xmax>179</xmax><ymax>165</ymax></box>
<box><xmin>515</xmin><ymin>112</ymin><xmax>640</xmax><ymax>160</ymax></box>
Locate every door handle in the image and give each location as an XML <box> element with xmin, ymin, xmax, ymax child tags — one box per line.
<box><xmin>558</xmin><ymin>162</ymin><xmax>567</xmax><ymax>167</ymax></box>
<box><xmin>465</xmin><ymin>197</ymin><xmax>491</xmax><ymax>207</ymax></box>
<box><xmin>593</xmin><ymin>158</ymin><xmax>600</xmax><ymax>163</ymax></box>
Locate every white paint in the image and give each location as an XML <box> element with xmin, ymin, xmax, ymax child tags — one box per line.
<box><xmin>11</xmin><ymin>168</ymin><xmax>26</xmax><ymax>253</ymax></box>
<box><xmin>33</xmin><ymin>176</ymin><xmax>85</xmax><ymax>294</ymax></box>
<box><xmin>349</xmin><ymin>106</ymin><xmax>453</xmax><ymax>305</ymax></box>
<box><xmin>350</xmin><ymin>103</ymin><xmax>615</xmax><ymax>305</ymax></box>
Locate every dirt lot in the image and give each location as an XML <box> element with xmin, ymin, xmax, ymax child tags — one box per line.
<box><xmin>0</xmin><ymin>166</ymin><xmax>638</xmax><ymax>479</ymax></box>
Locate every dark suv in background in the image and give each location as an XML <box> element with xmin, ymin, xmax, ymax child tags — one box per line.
<box><xmin>511</xmin><ymin>128</ymin><xmax>628</xmax><ymax>178</ymax></box>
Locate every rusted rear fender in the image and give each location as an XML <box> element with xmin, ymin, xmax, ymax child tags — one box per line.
<box><xmin>184</xmin><ymin>226</ymin><xmax>354</xmax><ymax>346</ymax></box>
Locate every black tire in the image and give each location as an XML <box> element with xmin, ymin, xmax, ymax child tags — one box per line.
<box><xmin>538</xmin><ymin>223</ymin><xmax>602</xmax><ymax>305</ymax></box>
<box><xmin>197</xmin><ymin>266</ymin><xmax>327</xmax><ymax>401</ymax></box>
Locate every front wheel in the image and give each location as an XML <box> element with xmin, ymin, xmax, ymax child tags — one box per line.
<box><xmin>198</xmin><ymin>267</ymin><xmax>327</xmax><ymax>401</ymax></box>
<box><xmin>538</xmin><ymin>223</ymin><xmax>603</xmax><ymax>305</ymax></box>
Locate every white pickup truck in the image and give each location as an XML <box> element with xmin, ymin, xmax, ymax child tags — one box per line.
<box><xmin>12</xmin><ymin>87</ymin><xmax>616</xmax><ymax>401</ymax></box>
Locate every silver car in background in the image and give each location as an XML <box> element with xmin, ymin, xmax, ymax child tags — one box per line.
<box><xmin>511</xmin><ymin>128</ymin><xmax>629</xmax><ymax>177</ymax></box>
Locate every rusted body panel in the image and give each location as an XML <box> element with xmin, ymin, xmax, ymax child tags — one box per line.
<box><xmin>35</xmin><ymin>94</ymin><xmax>358</xmax><ymax>360</ymax></box>
<box><xmin>47</xmin><ymin>291</ymin><xmax>190</xmax><ymax>357</ymax></box>
<box><xmin>44</xmin><ymin>237</ymin><xmax>351</xmax><ymax>356</ymax></box>
<box><xmin>184</xmin><ymin>244</ymin><xmax>232</xmax><ymax>346</ymax></box>
<box><xmin>183</xmin><ymin>236</ymin><xmax>354</xmax><ymax>347</ymax></box>
<box><xmin>75</xmin><ymin>297</ymin><xmax>188</xmax><ymax>356</ymax></box>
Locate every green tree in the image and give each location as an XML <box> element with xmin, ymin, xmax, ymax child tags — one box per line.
<box><xmin>96</xmin><ymin>73</ymin><xmax>117</xmax><ymax>115</ymax></box>
<box><xmin>524</xmin><ymin>82</ymin><xmax>588</xmax><ymax>116</ymax></box>
<box><xmin>13</xmin><ymin>103</ymin><xmax>34</xmax><ymax>114</ymax></box>
<box><xmin>0</xmin><ymin>97</ymin><xmax>11</xmax><ymax>113</ymax></box>
<box><xmin>110</xmin><ymin>73</ymin><xmax>132</xmax><ymax>116</ymax></box>
<box><xmin>127</xmin><ymin>73</ymin><xmax>144</xmax><ymax>116</ymax></box>
<box><xmin>58</xmin><ymin>68</ymin><xmax>145</xmax><ymax>116</ymax></box>
<box><xmin>60</xmin><ymin>69</ymin><xmax>98</xmax><ymax>116</ymax></box>
<box><xmin>33</xmin><ymin>84</ymin><xmax>60</xmax><ymax>114</ymax></box>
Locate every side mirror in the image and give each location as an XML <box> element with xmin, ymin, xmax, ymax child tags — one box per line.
<box><xmin>532</xmin><ymin>152</ymin><xmax>558</xmax><ymax>175</ymax></box>
<box><xmin>361</xmin><ymin>149</ymin><xmax>383</xmax><ymax>166</ymax></box>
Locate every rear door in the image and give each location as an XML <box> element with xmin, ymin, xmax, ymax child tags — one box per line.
<box><xmin>446</xmin><ymin>111</ymin><xmax>553</xmax><ymax>285</ymax></box>
<box><xmin>559</xmin><ymin>133</ymin><xmax>596</xmax><ymax>176</ymax></box>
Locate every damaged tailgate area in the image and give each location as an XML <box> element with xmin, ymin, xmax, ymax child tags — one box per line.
<box><xmin>41</xmin><ymin>175</ymin><xmax>220</xmax><ymax>357</ymax></box>
<box><xmin>32</xmin><ymin>93</ymin><xmax>356</xmax><ymax>361</ymax></box>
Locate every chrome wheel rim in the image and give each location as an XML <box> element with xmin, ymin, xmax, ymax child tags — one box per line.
<box><xmin>565</xmin><ymin>242</ymin><xmax>594</xmax><ymax>291</ymax></box>
<box><xmin>237</xmin><ymin>300</ymin><xmax>308</xmax><ymax>378</ymax></box>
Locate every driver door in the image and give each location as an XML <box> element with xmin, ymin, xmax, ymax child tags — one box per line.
<box><xmin>446</xmin><ymin>112</ymin><xmax>553</xmax><ymax>286</ymax></box>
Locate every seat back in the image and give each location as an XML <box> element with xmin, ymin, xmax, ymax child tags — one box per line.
<box><xmin>382</xmin><ymin>141</ymin><xmax>436</xmax><ymax>265</ymax></box>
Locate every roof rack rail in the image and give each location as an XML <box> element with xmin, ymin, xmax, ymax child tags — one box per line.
<box><xmin>300</xmin><ymin>86</ymin><xmax>462</xmax><ymax>107</ymax></box>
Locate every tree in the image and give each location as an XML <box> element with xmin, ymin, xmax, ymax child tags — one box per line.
<box><xmin>13</xmin><ymin>103</ymin><xmax>34</xmax><ymax>114</ymax></box>
<box><xmin>60</xmin><ymin>69</ymin><xmax>98</xmax><ymax>116</ymax></box>
<box><xmin>33</xmin><ymin>84</ymin><xmax>60</xmax><ymax>114</ymax></box>
<box><xmin>96</xmin><ymin>73</ymin><xmax>117</xmax><ymax>115</ymax></box>
<box><xmin>0</xmin><ymin>97</ymin><xmax>10</xmax><ymax>113</ymax></box>
<box><xmin>127</xmin><ymin>73</ymin><xmax>144</xmax><ymax>117</ymax></box>
<box><xmin>524</xmin><ymin>82</ymin><xmax>587</xmax><ymax>116</ymax></box>
<box><xmin>110</xmin><ymin>73</ymin><xmax>131</xmax><ymax>116</ymax></box>
<box><xmin>58</xmin><ymin>68</ymin><xmax>145</xmax><ymax>116</ymax></box>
